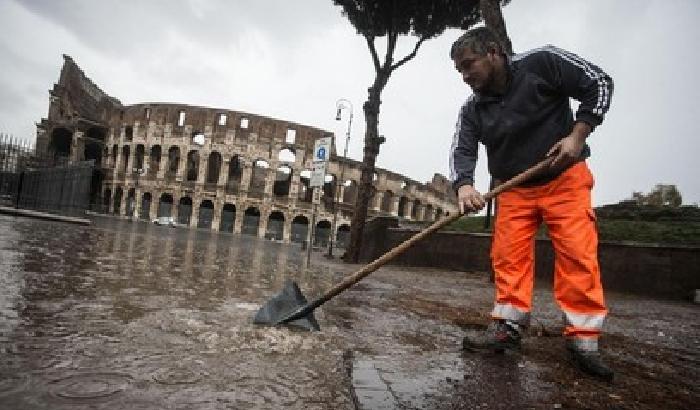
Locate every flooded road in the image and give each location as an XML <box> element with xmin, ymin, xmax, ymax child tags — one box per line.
<box><xmin>1</xmin><ymin>214</ymin><xmax>698</xmax><ymax>409</ymax></box>
<box><xmin>0</xmin><ymin>215</ymin><xmax>352</xmax><ymax>409</ymax></box>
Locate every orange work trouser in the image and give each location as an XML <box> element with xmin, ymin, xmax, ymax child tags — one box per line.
<box><xmin>490</xmin><ymin>161</ymin><xmax>607</xmax><ymax>351</ymax></box>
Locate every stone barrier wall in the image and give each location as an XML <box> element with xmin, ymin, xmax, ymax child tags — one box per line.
<box><xmin>359</xmin><ymin>218</ymin><xmax>700</xmax><ymax>301</ymax></box>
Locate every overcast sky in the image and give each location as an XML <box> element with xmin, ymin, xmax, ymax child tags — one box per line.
<box><xmin>1</xmin><ymin>0</ymin><xmax>698</xmax><ymax>205</ymax></box>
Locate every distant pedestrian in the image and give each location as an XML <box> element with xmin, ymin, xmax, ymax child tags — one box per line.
<box><xmin>449</xmin><ymin>27</ymin><xmax>614</xmax><ymax>381</ymax></box>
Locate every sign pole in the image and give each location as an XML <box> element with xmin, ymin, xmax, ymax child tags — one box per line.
<box><xmin>306</xmin><ymin>192</ymin><xmax>316</xmax><ymax>268</ymax></box>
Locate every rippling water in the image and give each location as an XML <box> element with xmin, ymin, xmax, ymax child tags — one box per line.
<box><xmin>0</xmin><ymin>215</ymin><xmax>353</xmax><ymax>409</ymax></box>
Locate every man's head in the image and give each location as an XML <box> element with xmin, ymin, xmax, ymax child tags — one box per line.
<box><xmin>450</xmin><ymin>27</ymin><xmax>506</xmax><ymax>93</ymax></box>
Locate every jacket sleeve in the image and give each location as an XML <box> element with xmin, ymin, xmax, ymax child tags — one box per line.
<box><xmin>450</xmin><ymin>100</ymin><xmax>479</xmax><ymax>192</ymax></box>
<box><xmin>538</xmin><ymin>45</ymin><xmax>614</xmax><ymax>129</ymax></box>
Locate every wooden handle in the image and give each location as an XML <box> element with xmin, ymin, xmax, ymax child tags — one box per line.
<box><xmin>309</xmin><ymin>157</ymin><xmax>554</xmax><ymax>308</ymax></box>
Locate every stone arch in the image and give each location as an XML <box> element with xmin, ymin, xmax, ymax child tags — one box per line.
<box><xmin>126</xmin><ymin>188</ymin><xmax>136</xmax><ymax>216</ymax></box>
<box><xmin>220</xmin><ymin>203</ymin><xmax>236</xmax><ymax>233</ymax></box>
<box><xmin>206</xmin><ymin>151</ymin><xmax>222</xmax><ymax>184</ymax></box>
<box><xmin>113</xmin><ymin>186</ymin><xmax>123</xmax><ymax>214</ymax></box>
<box><xmin>197</xmin><ymin>199</ymin><xmax>214</xmax><ymax>229</ymax></box>
<box><xmin>226</xmin><ymin>155</ymin><xmax>242</xmax><ymax>193</ymax></box>
<box><xmin>121</xmin><ymin>145</ymin><xmax>130</xmax><ymax>172</ymax></box>
<box><xmin>425</xmin><ymin>204</ymin><xmax>434</xmax><ymax>221</ymax></box>
<box><xmin>134</xmin><ymin>144</ymin><xmax>145</xmax><ymax>172</ymax></box>
<box><xmin>266</xmin><ymin>211</ymin><xmax>285</xmax><ymax>240</ymax></box>
<box><xmin>336</xmin><ymin>224</ymin><xmax>351</xmax><ymax>248</ymax></box>
<box><xmin>111</xmin><ymin>144</ymin><xmax>118</xmax><ymax>167</ymax></box>
<box><xmin>291</xmin><ymin>215</ymin><xmax>309</xmax><ymax>243</ymax></box>
<box><xmin>411</xmin><ymin>199</ymin><xmax>421</xmax><ymax>219</ymax></box>
<box><xmin>103</xmin><ymin>188</ymin><xmax>112</xmax><ymax>213</ymax></box>
<box><xmin>322</xmin><ymin>174</ymin><xmax>336</xmax><ymax>211</ymax></box>
<box><xmin>249</xmin><ymin>159</ymin><xmax>269</xmax><ymax>197</ymax></box>
<box><xmin>186</xmin><ymin>150</ymin><xmax>200</xmax><ymax>181</ymax></box>
<box><xmin>381</xmin><ymin>190</ymin><xmax>394</xmax><ymax>213</ymax></box>
<box><xmin>398</xmin><ymin>196</ymin><xmax>409</xmax><ymax>217</ymax></box>
<box><xmin>149</xmin><ymin>145</ymin><xmax>162</xmax><ymax>176</ymax></box>
<box><xmin>278</xmin><ymin>147</ymin><xmax>296</xmax><ymax>164</ymax></box>
<box><xmin>140</xmin><ymin>192</ymin><xmax>152</xmax><ymax>220</ymax></box>
<box><xmin>314</xmin><ymin>220</ymin><xmax>332</xmax><ymax>247</ymax></box>
<box><xmin>178</xmin><ymin>196</ymin><xmax>193</xmax><ymax>225</ymax></box>
<box><xmin>167</xmin><ymin>146</ymin><xmax>180</xmax><ymax>175</ymax></box>
<box><xmin>298</xmin><ymin>169</ymin><xmax>312</xmax><ymax>202</ymax></box>
<box><xmin>84</xmin><ymin>127</ymin><xmax>105</xmax><ymax>166</ymax></box>
<box><xmin>158</xmin><ymin>193</ymin><xmax>174</xmax><ymax>218</ymax></box>
<box><xmin>343</xmin><ymin>180</ymin><xmax>358</xmax><ymax>204</ymax></box>
<box><xmin>242</xmin><ymin>207</ymin><xmax>261</xmax><ymax>236</ymax></box>
<box><xmin>49</xmin><ymin>127</ymin><xmax>72</xmax><ymax>161</ymax></box>
<box><xmin>273</xmin><ymin>165</ymin><xmax>292</xmax><ymax>197</ymax></box>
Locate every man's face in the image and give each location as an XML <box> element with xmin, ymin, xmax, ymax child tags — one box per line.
<box><xmin>454</xmin><ymin>47</ymin><xmax>496</xmax><ymax>93</ymax></box>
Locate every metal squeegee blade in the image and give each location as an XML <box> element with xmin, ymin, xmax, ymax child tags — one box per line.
<box><xmin>252</xmin><ymin>279</ymin><xmax>320</xmax><ymax>331</ymax></box>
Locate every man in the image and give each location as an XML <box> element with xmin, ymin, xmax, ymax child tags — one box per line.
<box><xmin>449</xmin><ymin>27</ymin><xmax>614</xmax><ymax>381</ymax></box>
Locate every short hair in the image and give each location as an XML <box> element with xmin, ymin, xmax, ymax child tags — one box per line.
<box><xmin>450</xmin><ymin>26</ymin><xmax>504</xmax><ymax>60</ymax></box>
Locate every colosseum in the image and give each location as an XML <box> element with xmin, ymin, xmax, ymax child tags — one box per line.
<box><xmin>35</xmin><ymin>55</ymin><xmax>458</xmax><ymax>246</ymax></box>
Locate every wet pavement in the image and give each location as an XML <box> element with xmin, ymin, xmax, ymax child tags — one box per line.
<box><xmin>0</xmin><ymin>214</ymin><xmax>698</xmax><ymax>409</ymax></box>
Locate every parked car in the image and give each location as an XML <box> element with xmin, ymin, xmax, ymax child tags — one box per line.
<box><xmin>152</xmin><ymin>216</ymin><xmax>176</xmax><ymax>227</ymax></box>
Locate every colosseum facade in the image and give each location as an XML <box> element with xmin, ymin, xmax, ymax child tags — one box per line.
<box><xmin>36</xmin><ymin>55</ymin><xmax>458</xmax><ymax>245</ymax></box>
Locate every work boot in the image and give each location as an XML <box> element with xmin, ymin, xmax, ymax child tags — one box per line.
<box><xmin>462</xmin><ymin>320</ymin><xmax>522</xmax><ymax>353</ymax></box>
<box><xmin>567</xmin><ymin>342</ymin><xmax>614</xmax><ymax>382</ymax></box>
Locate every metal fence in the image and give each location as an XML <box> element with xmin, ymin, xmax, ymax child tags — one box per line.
<box><xmin>0</xmin><ymin>133</ymin><xmax>96</xmax><ymax>217</ymax></box>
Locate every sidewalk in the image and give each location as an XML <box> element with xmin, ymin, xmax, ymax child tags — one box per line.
<box><xmin>317</xmin><ymin>257</ymin><xmax>699</xmax><ymax>409</ymax></box>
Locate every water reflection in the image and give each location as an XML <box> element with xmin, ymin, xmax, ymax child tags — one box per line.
<box><xmin>0</xmin><ymin>215</ymin><xmax>353</xmax><ymax>409</ymax></box>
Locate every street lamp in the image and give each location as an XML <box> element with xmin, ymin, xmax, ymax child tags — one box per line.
<box><xmin>327</xmin><ymin>98</ymin><xmax>353</xmax><ymax>258</ymax></box>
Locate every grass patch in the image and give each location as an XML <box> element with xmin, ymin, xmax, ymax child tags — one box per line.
<box><xmin>444</xmin><ymin>216</ymin><xmax>700</xmax><ymax>246</ymax></box>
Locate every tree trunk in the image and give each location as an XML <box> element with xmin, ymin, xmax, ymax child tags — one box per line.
<box><xmin>479</xmin><ymin>0</ymin><xmax>513</xmax><ymax>55</ymax></box>
<box><xmin>344</xmin><ymin>72</ymin><xmax>390</xmax><ymax>263</ymax></box>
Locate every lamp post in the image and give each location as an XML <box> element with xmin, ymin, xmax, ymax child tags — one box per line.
<box><xmin>327</xmin><ymin>98</ymin><xmax>353</xmax><ymax>258</ymax></box>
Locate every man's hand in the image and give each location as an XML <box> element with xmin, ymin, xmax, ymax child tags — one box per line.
<box><xmin>457</xmin><ymin>185</ymin><xmax>486</xmax><ymax>214</ymax></box>
<box><xmin>547</xmin><ymin>121</ymin><xmax>592</xmax><ymax>170</ymax></box>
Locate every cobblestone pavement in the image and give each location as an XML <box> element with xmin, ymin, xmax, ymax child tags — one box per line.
<box><xmin>0</xmin><ymin>214</ymin><xmax>698</xmax><ymax>409</ymax></box>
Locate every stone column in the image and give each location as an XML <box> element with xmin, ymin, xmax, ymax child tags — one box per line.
<box><xmin>211</xmin><ymin>200</ymin><xmax>222</xmax><ymax>231</ymax></box>
<box><xmin>217</xmin><ymin>158</ymin><xmax>228</xmax><ymax>187</ymax></box>
<box><xmin>171</xmin><ymin>196</ymin><xmax>179</xmax><ymax>221</ymax></box>
<box><xmin>240</xmin><ymin>163</ymin><xmax>252</xmax><ymax>195</ymax></box>
<box><xmin>233</xmin><ymin>206</ymin><xmax>244</xmax><ymax>234</ymax></box>
<box><xmin>150</xmin><ymin>190</ymin><xmax>159</xmax><ymax>219</ymax></box>
<box><xmin>289</xmin><ymin>171</ymin><xmax>301</xmax><ymax>206</ymax></box>
<box><xmin>258</xmin><ymin>211</ymin><xmax>269</xmax><ymax>239</ymax></box>
<box><xmin>404</xmin><ymin>200</ymin><xmax>414</xmax><ymax>220</ymax></box>
<box><xmin>197</xmin><ymin>152</ymin><xmax>208</xmax><ymax>184</ymax></box>
<box><xmin>157</xmin><ymin>150</ymin><xmax>167</xmax><ymax>179</ymax></box>
<box><xmin>282</xmin><ymin>215</ymin><xmax>292</xmax><ymax>243</ymax></box>
<box><xmin>390</xmin><ymin>196</ymin><xmax>400</xmax><ymax>216</ymax></box>
<box><xmin>176</xmin><ymin>147</ymin><xmax>186</xmax><ymax>180</ymax></box>
<box><xmin>373</xmin><ymin>191</ymin><xmax>383</xmax><ymax>211</ymax></box>
<box><xmin>126</xmin><ymin>144</ymin><xmax>136</xmax><ymax>175</ymax></box>
<box><xmin>71</xmin><ymin>131</ymin><xmax>84</xmax><ymax>162</ymax></box>
<box><xmin>190</xmin><ymin>201</ymin><xmax>200</xmax><ymax>228</ymax></box>
<box><xmin>134</xmin><ymin>189</ymin><xmax>142</xmax><ymax>219</ymax></box>
<box><xmin>113</xmin><ymin>144</ymin><xmax>122</xmax><ymax>179</ymax></box>
<box><xmin>263</xmin><ymin>164</ymin><xmax>276</xmax><ymax>197</ymax></box>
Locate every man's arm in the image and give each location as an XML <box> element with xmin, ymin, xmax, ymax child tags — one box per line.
<box><xmin>536</xmin><ymin>46</ymin><xmax>614</xmax><ymax>169</ymax></box>
<box><xmin>450</xmin><ymin>101</ymin><xmax>485</xmax><ymax>213</ymax></box>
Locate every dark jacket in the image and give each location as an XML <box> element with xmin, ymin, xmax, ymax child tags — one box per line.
<box><xmin>450</xmin><ymin>45</ymin><xmax>613</xmax><ymax>190</ymax></box>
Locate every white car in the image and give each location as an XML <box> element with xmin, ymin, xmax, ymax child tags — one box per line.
<box><xmin>152</xmin><ymin>216</ymin><xmax>176</xmax><ymax>227</ymax></box>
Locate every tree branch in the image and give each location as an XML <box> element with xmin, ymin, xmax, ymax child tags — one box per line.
<box><xmin>365</xmin><ymin>35</ymin><xmax>381</xmax><ymax>73</ymax></box>
<box><xmin>384</xmin><ymin>30</ymin><xmax>398</xmax><ymax>69</ymax></box>
<box><xmin>390</xmin><ymin>35</ymin><xmax>428</xmax><ymax>71</ymax></box>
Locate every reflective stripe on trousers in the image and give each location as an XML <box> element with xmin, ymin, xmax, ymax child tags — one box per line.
<box><xmin>491</xmin><ymin>303</ymin><xmax>531</xmax><ymax>326</ymax></box>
